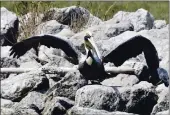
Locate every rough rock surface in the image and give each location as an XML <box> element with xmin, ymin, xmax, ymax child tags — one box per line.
<box><xmin>107</xmin><ymin>8</ymin><xmax>154</xmax><ymax>31</ymax></box>
<box><xmin>1</xmin><ymin>98</ymin><xmax>15</xmax><ymax>108</ymax></box>
<box><xmin>153</xmin><ymin>20</ymin><xmax>166</xmax><ymax>29</ymax></box>
<box><xmin>13</xmin><ymin>91</ymin><xmax>45</xmax><ymax>112</ymax></box>
<box><xmin>101</xmin><ymin>74</ymin><xmax>139</xmax><ymax>87</ymax></box>
<box><xmin>45</xmin><ymin>71</ymin><xmax>88</xmax><ymax>100</ymax></box>
<box><xmin>151</xmin><ymin>88</ymin><xmax>169</xmax><ymax>115</ymax></box>
<box><xmin>1</xmin><ymin>71</ymin><xmax>49</xmax><ymax>101</ymax></box>
<box><xmin>1</xmin><ymin>7</ymin><xmax>19</xmax><ymax>46</ymax></box>
<box><xmin>67</xmin><ymin>106</ymin><xmax>137</xmax><ymax>115</ymax></box>
<box><xmin>42</xmin><ymin>96</ymin><xmax>74</xmax><ymax>115</ymax></box>
<box><xmin>75</xmin><ymin>85</ymin><xmax>120</xmax><ymax>111</ymax></box>
<box><xmin>118</xmin><ymin>81</ymin><xmax>158</xmax><ymax>114</ymax></box>
<box><xmin>34</xmin><ymin>20</ymin><xmax>69</xmax><ymax>35</ymax></box>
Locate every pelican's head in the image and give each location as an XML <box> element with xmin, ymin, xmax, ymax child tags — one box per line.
<box><xmin>84</xmin><ymin>31</ymin><xmax>94</xmax><ymax>51</ymax></box>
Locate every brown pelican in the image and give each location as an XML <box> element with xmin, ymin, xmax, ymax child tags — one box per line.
<box><xmin>9</xmin><ymin>32</ymin><xmax>168</xmax><ymax>86</ymax></box>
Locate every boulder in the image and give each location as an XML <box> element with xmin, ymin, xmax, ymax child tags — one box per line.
<box><xmin>84</xmin><ymin>14</ymin><xmax>103</xmax><ymax>29</ymax></box>
<box><xmin>107</xmin><ymin>8</ymin><xmax>154</xmax><ymax>31</ymax></box>
<box><xmin>46</xmin><ymin>70</ymin><xmax>88</xmax><ymax>100</ymax></box>
<box><xmin>151</xmin><ymin>89</ymin><xmax>169</xmax><ymax>115</ymax></box>
<box><xmin>67</xmin><ymin>106</ymin><xmax>137</xmax><ymax>115</ymax></box>
<box><xmin>14</xmin><ymin>91</ymin><xmax>45</xmax><ymax>112</ymax></box>
<box><xmin>34</xmin><ymin>20</ymin><xmax>69</xmax><ymax>35</ymax></box>
<box><xmin>75</xmin><ymin>85</ymin><xmax>120</xmax><ymax>111</ymax></box>
<box><xmin>1</xmin><ymin>98</ymin><xmax>15</xmax><ymax>108</ymax></box>
<box><xmin>42</xmin><ymin>96</ymin><xmax>74</xmax><ymax>115</ymax></box>
<box><xmin>118</xmin><ymin>81</ymin><xmax>158</xmax><ymax>114</ymax></box>
<box><xmin>155</xmin><ymin>110</ymin><xmax>169</xmax><ymax>115</ymax></box>
<box><xmin>101</xmin><ymin>74</ymin><xmax>139</xmax><ymax>87</ymax></box>
<box><xmin>153</xmin><ymin>20</ymin><xmax>166</xmax><ymax>29</ymax></box>
<box><xmin>1</xmin><ymin>7</ymin><xmax>19</xmax><ymax>46</ymax></box>
<box><xmin>1</xmin><ymin>107</ymin><xmax>15</xmax><ymax>115</ymax></box>
<box><xmin>1</xmin><ymin>71</ymin><xmax>49</xmax><ymax>101</ymax></box>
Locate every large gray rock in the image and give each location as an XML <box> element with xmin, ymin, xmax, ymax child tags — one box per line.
<box><xmin>46</xmin><ymin>71</ymin><xmax>88</xmax><ymax>100</ymax></box>
<box><xmin>155</xmin><ymin>110</ymin><xmax>169</xmax><ymax>115</ymax></box>
<box><xmin>84</xmin><ymin>14</ymin><xmax>103</xmax><ymax>29</ymax></box>
<box><xmin>75</xmin><ymin>85</ymin><xmax>120</xmax><ymax>111</ymax></box>
<box><xmin>1</xmin><ymin>107</ymin><xmax>15</xmax><ymax>115</ymax></box>
<box><xmin>1</xmin><ymin>7</ymin><xmax>19</xmax><ymax>46</ymax></box>
<box><xmin>1</xmin><ymin>71</ymin><xmax>49</xmax><ymax>101</ymax></box>
<box><xmin>14</xmin><ymin>91</ymin><xmax>45</xmax><ymax>112</ymax></box>
<box><xmin>34</xmin><ymin>20</ymin><xmax>69</xmax><ymax>35</ymax></box>
<box><xmin>101</xmin><ymin>74</ymin><xmax>139</xmax><ymax>87</ymax></box>
<box><xmin>1</xmin><ymin>98</ymin><xmax>15</xmax><ymax>108</ymax></box>
<box><xmin>67</xmin><ymin>106</ymin><xmax>137</xmax><ymax>115</ymax></box>
<box><xmin>118</xmin><ymin>81</ymin><xmax>158</xmax><ymax>114</ymax></box>
<box><xmin>107</xmin><ymin>8</ymin><xmax>154</xmax><ymax>31</ymax></box>
<box><xmin>153</xmin><ymin>20</ymin><xmax>166</xmax><ymax>29</ymax></box>
<box><xmin>151</xmin><ymin>88</ymin><xmax>169</xmax><ymax>115</ymax></box>
<box><xmin>42</xmin><ymin>96</ymin><xmax>74</xmax><ymax>115</ymax></box>
<box><xmin>1</xmin><ymin>107</ymin><xmax>39</xmax><ymax>115</ymax></box>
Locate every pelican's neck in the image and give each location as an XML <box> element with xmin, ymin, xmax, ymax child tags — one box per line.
<box><xmin>88</xmin><ymin>37</ymin><xmax>102</xmax><ymax>61</ymax></box>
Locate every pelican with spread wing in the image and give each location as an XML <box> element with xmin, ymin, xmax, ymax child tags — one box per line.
<box><xmin>9</xmin><ymin>32</ymin><xmax>168</xmax><ymax>86</ymax></box>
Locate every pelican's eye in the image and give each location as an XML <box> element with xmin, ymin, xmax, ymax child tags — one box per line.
<box><xmin>84</xmin><ymin>35</ymin><xmax>91</xmax><ymax>41</ymax></box>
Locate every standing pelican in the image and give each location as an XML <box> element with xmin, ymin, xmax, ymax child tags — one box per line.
<box><xmin>9</xmin><ymin>32</ymin><xmax>168</xmax><ymax>86</ymax></box>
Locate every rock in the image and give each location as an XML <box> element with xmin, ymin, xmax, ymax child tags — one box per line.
<box><xmin>153</xmin><ymin>20</ymin><xmax>166</xmax><ymax>29</ymax></box>
<box><xmin>42</xmin><ymin>96</ymin><xmax>74</xmax><ymax>115</ymax></box>
<box><xmin>1</xmin><ymin>107</ymin><xmax>15</xmax><ymax>115</ymax></box>
<box><xmin>84</xmin><ymin>14</ymin><xmax>103</xmax><ymax>28</ymax></box>
<box><xmin>46</xmin><ymin>70</ymin><xmax>88</xmax><ymax>100</ymax></box>
<box><xmin>56</xmin><ymin>28</ymin><xmax>75</xmax><ymax>38</ymax></box>
<box><xmin>1</xmin><ymin>7</ymin><xmax>19</xmax><ymax>46</ymax></box>
<box><xmin>1</xmin><ymin>70</ymin><xmax>49</xmax><ymax>101</ymax></box>
<box><xmin>75</xmin><ymin>85</ymin><xmax>120</xmax><ymax>111</ymax></box>
<box><xmin>1</xmin><ymin>46</ymin><xmax>20</xmax><ymax>79</ymax></box>
<box><xmin>1</xmin><ymin>98</ymin><xmax>15</xmax><ymax>108</ymax></box>
<box><xmin>156</xmin><ymin>84</ymin><xmax>169</xmax><ymax>97</ymax></box>
<box><xmin>151</xmin><ymin>88</ymin><xmax>169</xmax><ymax>115</ymax></box>
<box><xmin>155</xmin><ymin>110</ymin><xmax>169</xmax><ymax>115</ymax></box>
<box><xmin>14</xmin><ymin>108</ymin><xmax>39</xmax><ymax>115</ymax></box>
<box><xmin>101</xmin><ymin>74</ymin><xmax>139</xmax><ymax>87</ymax></box>
<box><xmin>67</xmin><ymin>106</ymin><xmax>137</xmax><ymax>115</ymax></box>
<box><xmin>34</xmin><ymin>20</ymin><xmax>69</xmax><ymax>35</ymax></box>
<box><xmin>108</xmin><ymin>8</ymin><xmax>154</xmax><ymax>31</ymax></box>
<box><xmin>14</xmin><ymin>91</ymin><xmax>45</xmax><ymax>112</ymax></box>
<box><xmin>42</xmin><ymin>6</ymin><xmax>90</xmax><ymax>32</ymax></box>
<box><xmin>118</xmin><ymin>81</ymin><xmax>158</xmax><ymax>114</ymax></box>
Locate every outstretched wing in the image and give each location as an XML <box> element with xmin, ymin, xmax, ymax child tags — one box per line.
<box><xmin>10</xmin><ymin>35</ymin><xmax>79</xmax><ymax>63</ymax></box>
<box><xmin>103</xmin><ymin>35</ymin><xmax>159</xmax><ymax>71</ymax></box>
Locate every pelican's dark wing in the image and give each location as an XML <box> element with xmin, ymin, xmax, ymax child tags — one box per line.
<box><xmin>103</xmin><ymin>35</ymin><xmax>159</xmax><ymax>71</ymax></box>
<box><xmin>10</xmin><ymin>35</ymin><xmax>79</xmax><ymax>63</ymax></box>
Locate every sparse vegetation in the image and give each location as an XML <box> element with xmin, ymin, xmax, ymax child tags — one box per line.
<box><xmin>1</xmin><ymin>1</ymin><xmax>169</xmax><ymax>41</ymax></box>
<box><xmin>1</xmin><ymin>1</ymin><xmax>169</xmax><ymax>22</ymax></box>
